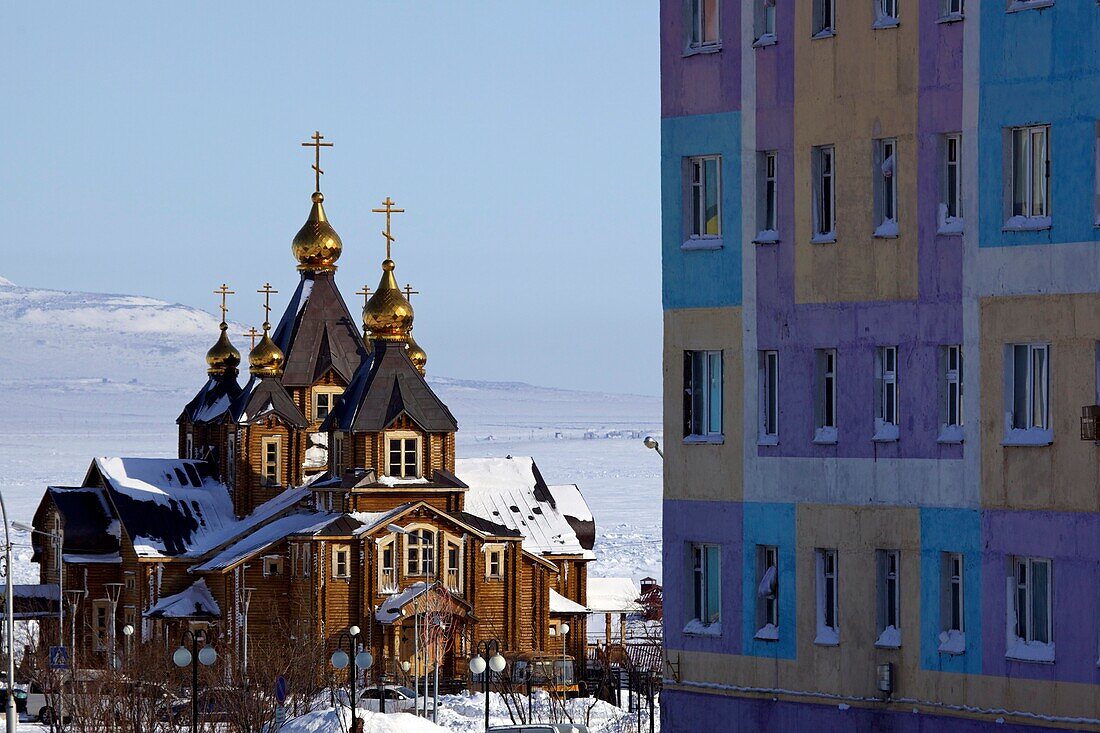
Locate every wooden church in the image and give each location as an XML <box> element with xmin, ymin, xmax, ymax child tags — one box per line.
<box><xmin>27</xmin><ymin>136</ymin><xmax>596</xmax><ymax>682</ymax></box>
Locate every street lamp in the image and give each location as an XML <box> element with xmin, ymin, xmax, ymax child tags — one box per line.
<box><xmin>559</xmin><ymin>622</ymin><xmax>571</xmax><ymax>700</ymax></box>
<box><xmin>468</xmin><ymin>639</ymin><xmax>506</xmax><ymax>733</ymax></box>
<box><xmin>1</xmin><ymin>495</ymin><xmax>17</xmax><ymax>733</ymax></box>
<box><xmin>331</xmin><ymin>626</ymin><xmax>371</xmax><ymax>733</ymax></box>
<box><xmin>121</xmin><ymin>624</ymin><xmax>134</xmax><ymax>664</ymax></box>
<box><xmin>172</xmin><ymin>629</ymin><xmax>217</xmax><ymax>733</ymax></box>
<box><xmin>104</xmin><ymin>583</ymin><xmax>123</xmax><ymax>670</ymax></box>
<box><xmin>642</xmin><ymin>436</ymin><xmax>663</xmax><ymax>458</ymax></box>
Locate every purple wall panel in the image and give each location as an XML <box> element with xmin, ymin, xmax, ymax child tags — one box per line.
<box><xmin>660</xmin><ymin>0</ymin><xmax>741</xmax><ymax>118</ymax></box>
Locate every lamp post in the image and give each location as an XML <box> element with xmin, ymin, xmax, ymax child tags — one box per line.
<box><xmin>331</xmin><ymin>626</ymin><xmax>371</xmax><ymax>733</ymax></box>
<box><xmin>468</xmin><ymin>639</ymin><xmax>505</xmax><ymax>733</ymax></box>
<box><xmin>559</xmin><ymin>622</ymin><xmax>571</xmax><ymax>701</ymax></box>
<box><xmin>104</xmin><ymin>583</ymin><xmax>123</xmax><ymax>670</ymax></box>
<box><xmin>172</xmin><ymin>629</ymin><xmax>217</xmax><ymax>733</ymax></box>
<box><xmin>430</xmin><ymin>617</ymin><xmax>446</xmax><ymax>723</ymax></box>
<box><xmin>121</xmin><ymin>624</ymin><xmax>134</xmax><ymax>665</ymax></box>
<box><xmin>241</xmin><ymin>587</ymin><xmax>253</xmax><ymax>683</ymax></box>
<box><xmin>64</xmin><ymin>589</ymin><xmax>81</xmax><ymax>730</ymax></box>
<box><xmin>1</xmin><ymin>495</ymin><xmax>17</xmax><ymax>733</ymax></box>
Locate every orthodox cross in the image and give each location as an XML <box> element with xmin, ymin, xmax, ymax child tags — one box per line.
<box><xmin>355</xmin><ymin>285</ymin><xmax>372</xmax><ymax>309</ymax></box>
<box><xmin>213</xmin><ymin>283</ymin><xmax>235</xmax><ymax>323</ymax></box>
<box><xmin>371</xmin><ymin>196</ymin><xmax>405</xmax><ymax>260</ymax></box>
<box><xmin>257</xmin><ymin>283</ymin><xmax>278</xmax><ymax>329</ymax></box>
<box><xmin>403</xmin><ymin>284</ymin><xmax>419</xmax><ymax>303</ymax></box>
<box><xmin>300</xmin><ymin>131</ymin><xmax>333</xmax><ymax>193</ymax></box>
<box><xmin>243</xmin><ymin>327</ymin><xmax>261</xmax><ymax>349</ymax></box>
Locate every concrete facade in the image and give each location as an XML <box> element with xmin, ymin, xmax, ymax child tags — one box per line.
<box><xmin>661</xmin><ymin>1</ymin><xmax>1100</xmax><ymax>730</ymax></box>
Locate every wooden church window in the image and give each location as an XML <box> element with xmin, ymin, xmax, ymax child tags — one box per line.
<box><xmin>405</xmin><ymin>529</ymin><xmax>435</xmax><ymax>576</ymax></box>
<box><xmin>386</xmin><ymin>434</ymin><xmax>420</xmax><ymax>478</ymax></box>
<box><xmin>262</xmin><ymin>437</ymin><xmax>281</xmax><ymax>486</ymax></box>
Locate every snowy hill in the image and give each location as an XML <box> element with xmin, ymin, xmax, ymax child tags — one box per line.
<box><xmin>0</xmin><ymin>277</ymin><xmax>662</xmax><ymax>583</ymax></box>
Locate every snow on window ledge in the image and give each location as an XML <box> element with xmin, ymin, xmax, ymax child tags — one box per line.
<box><xmin>814</xmin><ymin>625</ymin><xmax>839</xmax><ymax>646</ymax></box>
<box><xmin>683</xmin><ymin>619</ymin><xmax>722</xmax><ymax>637</ymax></box>
<box><xmin>754</xmin><ymin>229</ymin><xmax>780</xmax><ymax>245</ymax></box>
<box><xmin>938</xmin><ymin>630</ymin><xmax>966</xmax><ymax>655</ymax></box>
<box><xmin>754</xmin><ymin>623</ymin><xmax>780</xmax><ymax>641</ymax></box>
<box><xmin>683</xmin><ymin>43</ymin><xmax>723</xmax><ymax>57</ymax></box>
<box><xmin>811</xmin><ymin>28</ymin><xmax>836</xmax><ymax>40</ymax></box>
<box><xmin>873</xmin><ymin>421</ymin><xmax>899</xmax><ymax>443</ymax></box>
<box><xmin>937</xmin><ymin>424</ymin><xmax>964</xmax><ymax>444</ymax></box>
<box><xmin>936</xmin><ymin>12</ymin><xmax>965</xmax><ymax>24</ymax></box>
<box><xmin>874</xmin><ymin>625</ymin><xmax>902</xmax><ymax>649</ymax></box>
<box><xmin>810</xmin><ymin>232</ymin><xmax>837</xmax><ymax>245</ymax></box>
<box><xmin>1005</xmin><ymin>636</ymin><xmax>1055</xmax><ymax>664</ymax></box>
<box><xmin>1003</xmin><ymin>215</ymin><xmax>1052</xmax><ymax>232</ymax></box>
<box><xmin>813</xmin><ymin>427</ymin><xmax>838</xmax><ymax>445</ymax></box>
<box><xmin>873</xmin><ymin>219</ymin><xmax>899</xmax><ymax>239</ymax></box>
<box><xmin>871</xmin><ymin>17</ymin><xmax>901</xmax><ymax>30</ymax></box>
<box><xmin>758</xmin><ymin>434</ymin><xmax>779</xmax><ymax>447</ymax></box>
<box><xmin>937</xmin><ymin>205</ymin><xmax>965</xmax><ymax>235</ymax></box>
<box><xmin>682</xmin><ymin>237</ymin><xmax>723</xmax><ymax>251</ymax></box>
<box><xmin>1007</xmin><ymin>0</ymin><xmax>1054</xmax><ymax>13</ymax></box>
<box><xmin>684</xmin><ymin>434</ymin><xmax>725</xmax><ymax>446</ymax></box>
<box><xmin>752</xmin><ymin>33</ymin><xmax>778</xmax><ymax>49</ymax></box>
<box><xmin>1002</xmin><ymin>427</ymin><xmax>1053</xmax><ymax>447</ymax></box>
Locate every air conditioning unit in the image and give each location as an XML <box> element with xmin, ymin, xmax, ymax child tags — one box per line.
<box><xmin>1081</xmin><ymin>405</ymin><xmax>1100</xmax><ymax>441</ymax></box>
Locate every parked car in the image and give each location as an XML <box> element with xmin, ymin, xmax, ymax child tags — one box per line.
<box><xmin>169</xmin><ymin>687</ymin><xmax>238</xmax><ymax>724</ymax></box>
<box><xmin>356</xmin><ymin>685</ymin><xmax>434</xmax><ymax>714</ymax></box>
<box><xmin>20</xmin><ymin>682</ymin><xmax>53</xmax><ymax>723</ymax></box>
<box><xmin>0</xmin><ymin>687</ymin><xmax>29</xmax><ymax>716</ymax></box>
<box><xmin>488</xmin><ymin>725</ymin><xmax>591</xmax><ymax>733</ymax></box>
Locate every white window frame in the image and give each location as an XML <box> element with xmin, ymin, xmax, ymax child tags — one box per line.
<box><xmin>875</xmin><ymin>549</ymin><xmax>901</xmax><ymax>648</ymax></box>
<box><xmin>939</xmin><ymin>0</ymin><xmax>964</xmax><ymax>22</ymax></box>
<box><xmin>812</xmin><ymin>146</ymin><xmax>836</xmax><ymax>242</ymax></box>
<box><xmin>756</xmin><ymin>151</ymin><xmax>779</xmax><ymax>242</ymax></box>
<box><xmin>484</xmin><ymin>544</ymin><xmax>505</xmax><ymax>580</ymax></box>
<box><xmin>874</xmin><ymin>346</ymin><xmax>899</xmax><ymax>442</ymax></box>
<box><xmin>690</xmin><ymin>543</ymin><xmax>721</xmax><ymax>629</ymax></box>
<box><xmin>753</xmin><ymin>0</ymin><xmax>777</xmax><ymax>47</ymax></box>
<box><xmin>688</xmin><ymin>0</ymin><xmax>721</xmax><ymax>50</ymax></box>
<box><xmin>685</xmin><ymin>350</ymin><xmax>723</xmax><ymax>440</ymax></box>
<box><xmin>1008</xmin><ymin>124</ymin><xmax>1051</xmax><ymax>227</ymax></box>
<box><xmin>813</xmin><ymin>0</ymin><xmax>836</xmax><ymax>37</ymax></box>
<box><xmin>940</xmin><ymin>134</ymin><xmax>963</xmax><ymax>233</ymax></box>
<box><xmin>378</xmin><ymin>535</ymin><xmax>397</xmax><ymax>593</ymax></box>
<box><xmin>312</xmin><ymin>387</ymin><xmax>343</xmax><ymax>423</ymax></box>
<box><xmin>385</xmin><ymin>432</ymin><xmax>421</xmax><ymax>479</ymax></box>
<box><xmin>938</xmin><ymin>552</ymin><xmax>965</xmax><ymax>654</ymax></box>
<box><xmin>262</xmin><ymin>436</ymin><xmax>281</xmax><ymax>486</ymax></box>
<box><xmin>814</xmin><ymin>349</ymin><xmax>838</xmax><ymax>444</ymax></box>
<box><xmin>1008</xmin><ymin>556</ymin><xmax>1054</xmax><ymax>661</ymax></box>
<box><xmin>874</xmin><ymin>0</ymin><xmax>900</xmax><ymax>28</ymax></box>
<box><xmin>263</xmin><ymin>554</ymin><xmax>284</xmax><ymax>578</ymax></box>
<box><xmin>688</xmin><ymin>155</ymin><xmax>722</xmax><ymax>240</ymax></box>
<box><xmin>404</xmin><ymin>527</ymin><xmax>436</xmax><ymax>577</ymax></box>
<box><xmin>93</xmin><ymin>600</ymin><xmax>109</xmax><ymax>652</ymax></box>
<box><xmin>755</xmin><ymin>545</ymin><xmax>779</xmax><ymax>639</ymax></box>
<box><xmin>814</xmin><ymin>549</ymin><xmax>839</xmax><ymax>645</ymax></box>
<box><xmin>1004</xmin><ymin>343</ymin><xmax>1051</xmax><ymax>444</ymax></box>
<box><xmin>185</xmin><ymin>430</ymin><xmax>194</xmax><ymax>460</ymax></box>
<box><xmin>874</xmin><ymin>138</ymin><xmax>898</xmax><ymax>237</ymax></box>
<box><xmin>759</xmin><ymin>350</ymin><xmax>779</xmax><ymax>444</ymax></box>
<box><xmin>446</xmin><ymin>536</ymin><xmax>464</xmax><ymax>591</ymax></box>
<box><xmin>939</xmin><ymin>345</ymin><xmax>964</xmax><ymax>443</ymax></box>
<box><xmin>331</xmin><ymin>545</ymin><xmax>351</xmax><ymax>580</ymax></box>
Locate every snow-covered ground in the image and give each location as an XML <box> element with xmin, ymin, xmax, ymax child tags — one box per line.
<box><xmin>0</xmin><ymin>278</ymin><xmax>663</xmax><ymax>585</ymax></box>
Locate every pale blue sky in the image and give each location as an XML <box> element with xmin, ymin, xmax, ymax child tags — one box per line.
<box><xmin>1</xmin><ymin>2</ymin><xmax>661</xmax><ymax>396</ymax></box>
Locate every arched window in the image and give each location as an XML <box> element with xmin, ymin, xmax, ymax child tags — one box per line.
<box><xmin>405</xmin><ymin>528</ymin><xmax>435</xmax><ymax>577</ymax></box>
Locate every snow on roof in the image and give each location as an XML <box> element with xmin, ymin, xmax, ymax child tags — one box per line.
<box><xmin>145</xmin><ymin>579</ymin><xmax>220</xmax><ymax>619</ymax></box>
<box><xmin>191</xmin><ymin>511</ymin><xmax>336</xmax><ymax>572</ymax></box>
<box><xmin>347</xmin><ymin>505</ymin><xmax>413</xmax><ymax>536</ymax></box>
<box><xmin>457</xmin><ymin>457</ymin><xmax>591</xmax><ymax>557</ymax></box>
<box><xmin>547</xmin><ymin>484</ymin><xmax>593</xmax><ymax>523</ymax></box>
<box><xmin>63</xmin><ymin>552</ymin><xmax>122</xmax><ymax>564</ymax></box>
<box><xmin>375</xmin><ymin>581</ymin><xmax>431</xmax><ymax>624</ymax></box>
<box><xmin>14</xmin><ymin>584</ymin><xmax>60</xmax><ymax>601</ymax></box>
<box><xmin>586</xmin><ymin>577</ymin><xmax>642</xmax><ymax>614</ymax></box>
<box><xmin>549</xmin><ymin>588</ymin><xmax>588</xmax><ymax>615</ymax></box>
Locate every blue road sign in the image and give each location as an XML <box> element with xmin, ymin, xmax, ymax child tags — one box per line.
<box><xmin>48</xmin><ymin>646</ymin><xmax>69</xmax><ymax>670</ymax></box>
<box><xmin>275</xmin><ymin>675</ymin><xmax>287</xmax><ymax>703</ymax></box>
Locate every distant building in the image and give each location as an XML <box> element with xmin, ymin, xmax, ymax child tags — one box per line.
<box><xmin>661</xmin><ymin>1</ymin><xmax>1100</xmax><ymax>731</ymax></box>
<box><xmin>27</xmin><ymin>160</ymin><xmax>596</xmax><ymax>679</ymax></box>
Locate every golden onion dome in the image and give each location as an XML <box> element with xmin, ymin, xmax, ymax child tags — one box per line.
<box><xmin>248</xmin><ymin>331</ymin><xmax>285</xmax><ymax>377</ymax></box>
<box><xmin>406</xmin><ymin>331</ymin><xmax>427</xmax><ymax>375</ymax></box>
<box><xmin>205</xmin><ymin>323</ymin><xmax>241</xmax><ymax>375</ymax></box>
<box><xmin>363</xmin><ymin>259</ymin><xmax>413</xmax><ymax>342</ymax></box>
<box><xmin>291</xmin><ymin>192</ymin><xmax>343</xmax><ymax>272</ymax></box>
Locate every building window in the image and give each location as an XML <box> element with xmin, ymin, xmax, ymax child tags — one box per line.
<box><xmin>332</xmin><ymin>545</ymin><xmax>351</xmax><ymax>579</ymax></box>
<box><xmin>226</xmin><ymin>434</ymin><xmax>236</xmax><ymax>488</ymax></box>
<box><xmin>690</xmin><ymin>543</ymin><xmax>721</xmax><ymax>629</ymax></box>
<box><xmin>753</xmin><ymin>0</ymin><xmax>777</xmax><ymax>46</ymax></box>
<box><xmin>262</xmin><ymin>437</ymin><xmax>281</xmax><ymax>486</ymax></box>
<box><xmin>939</xmin><ymin>134</ymin><xmax>963</xmax><ymax>233</ymax></box>
<box><xmin>386</xmin><ymin>435</ymin><xmax>420</xmax><ymax>478</ymax></box>
<box><xmin>683</xmin><ymin>350</ymin><xmax>723</xmax><ymax>439</ymax></box>
<box><xmin>263</xmin><ymin>555</ymin><xmax>284</xmax><ymax>577</ymax></box>
<box><xmin>405</xmin><ymin>528</ymin><xmax>436</xmax><ymax>577</ymax></box>
<box><xmin>93</xmin><ymin>600</ymin><xmax>108</xmax><ymax>652</ymax></box>
<box><xmin>815</xmin><ymin>549</ymin><xmax>839</xmax><ymax>644</ymax></box>
<box><xmin>1006</xmin><ymin>344</ymin><xmax>1050</xmax><ymax>441</ymax></box>
<box><xmin>874</xmin><ymin>346</ymin><xmax>899</xmax><ymax>441</ymax></box>
<box><xmin>124</xmin><ymin>572</ymin><xmax>136</xmax><ymax>592</ymax></box>
<box><xmin>755</xmin><ymin>545</ymin><xmax>779</xmax><ymax>639</ymax></box>
<box><xmin>940</xmin><ymin>0</ymin><xmax>964</xmax><ymax>21</ymax></box>
<box><xmin>756</xmin><ymin>151</ymin><xmax>779</xmax><ymax>242</ymax></box>
<box><xmin>812</xmin><ymin>146</ymin><xmax>836</xmax><ymax>242</ymax></box>
<box><xmin>875</xmin><ymin>549</ymin><xmax>901</xmax><ymax>648</ymax></box>
<box><xmin>813</xmin><ymin>0</ymin><xmax>836</xmax><ymax>37</ymax></box>
<box><xmin>378</xmin><ymin>537</ymin><xmax>396</xmax><ymax>592</ymax></box>
<box><xmin>814</xmin><ymin>349</ymin><xmax>838</xmax><ymax>443</ymax></box>
<box><xmin>939</xmin><ymin>552</ymin><xmax>965</xmax><ymax>653</ymax></box>
<box><xmin>874</xmin><ymin>138</ymin><xmax>898</xmax><ymax>237</ymax></box>
<box><xmin>689</xmin><ymin>0</ymin><xmax>720</xmax><ymax>50</ymax></box>
<box><xmin>874</xmin><ymin>0</ymin><xmax>900</xmax><ymax>27</ymax></box>
<box><xmin>938</xmin><ymin>345</ymin><xmax>963</xmax><ymax>442</ymax></box>
<box><xmin>759</xmin><ymin>350</ymin><xmax>779</xmax><ymax>443</ymax></box>
<box><xmin>1009</xmin><ymin>125</ymin><xmax>1050</xmax><ymax>226</ymax></box>
<box><xmin>185</xmin><ymin>430</ymin><xmax>194</xmax><ymax>459</ymax></box>
<box><xmin>485</xmin><ymin>546</ymin><xmax>505</xmax><ymax>580</ymax></box>
<box><xmin>447</xmin><ymin>539</ymin><xmax>463</xmax><ymax>591</ymax></box>
<box><xmin>312</xmin><ymin>389</ymin><xmax>341</xmax><ymax>422</ymax></box>
<box><xmin>1009</xmin><ymin>556</ymin><xmax>1053</xmax><ymax>661</ymax></box>
<box><xmin>688</xmin><ymin>156</ymin><xmax>722</xmax><ymax>239</ymax></box>
<box><xmin>332</xmin><ymin>432</ymin><xmax>345</xmax><ymax>474</ymax></box>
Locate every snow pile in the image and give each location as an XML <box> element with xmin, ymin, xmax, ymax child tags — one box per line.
<box><xmin>0</xmin><ymin>275</ymin><xmax>14</xmax><ymax>287</ymax></box>
<box><xmin>435</xmin><ymin>690</ymin><xmax>658</xmax><ymax>733</ymax></box>
<box><xmin>280</xmin><ymin>707</ymin><xmax>445</xmax><ymax>733</ymax></box>
<box><xmin>874</xmin><ymin>625</ymin><xmax>901</xmax><ymax>649</ymax></box>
